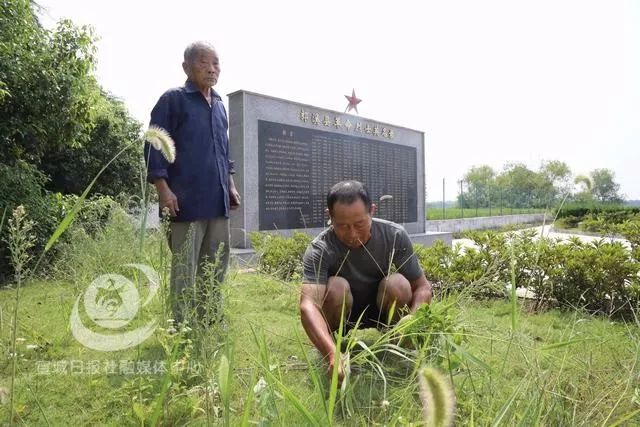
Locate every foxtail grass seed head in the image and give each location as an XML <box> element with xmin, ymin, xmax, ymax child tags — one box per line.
<box><xmin>418</xmin><ymin>367</ymin><xmax>456</xmax><ymax>427</ymax></box>
<box><xmin>161</xmin><ymin>206</ymin><xmax>172</xmax><ymax>219</ymax></box>
<box><xmin>13</xmin><ymin>205</ymin><xmax>26</xmax><ymax>220</ymax></box>
<box><xmin>6</xmin><ymin>205</ymin><xmax>35</xmax><ymax>274</ymax></box>
<box><xmin>253</xmin><ymin>377</ymin><xmax>267</xmax><ymax>394</ymax></box>
<box><xmin>144</xmin><ymin>126</ymin><xmax>176</xmax><ymax>163</ymax></box>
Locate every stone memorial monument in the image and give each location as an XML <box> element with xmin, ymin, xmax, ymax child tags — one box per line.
<box><xmin>227</xmin><ymin>90</ymin><xmax>451</xmax><ymax>249</ymax></box>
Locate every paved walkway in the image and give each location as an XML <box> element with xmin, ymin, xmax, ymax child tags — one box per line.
<box><xmin>453</xmin><ymin>225</ymin><xmax>631</xmax><ymax>251</ymax></box>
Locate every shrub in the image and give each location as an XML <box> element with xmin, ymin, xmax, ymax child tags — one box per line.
<box><xmin>414</xmin><ymin>232</ymin><xmax>508</xmax><ymax>299</ymax></box>
<box><xmin>250</xmin><ymin>228</ymin><xmax>639</xmax><ymax>318</ymax></box>
<box><xmin>0</xmin><ymin>161</ymin><xmax>59</xmax><ymax>283</ymax></box>
<box><xmin>554</xmin><ymin>204</ymin><xmax>640</xmax><ymax>236</ymax></box>
<box><xmin>249</xmin><ymin>231</ymin><xmax>312</xmax><ymax>281</ymax></box>
<box><xmin>416</xmin><ymin>230</ymin><xmax>639</xmax><ymax>318</ymax></box>
<box><xmin>554</xmin><ymin>203</ymin><xmax>639</xmax><ymax>228</ymax></box>
<box><xmin>554</xmin><ymin>215</ymin><xmax>581</xmax><ymax>229</ymax></box>
<box><xmin>52</xmin><ymin>202</ymin><xmax>147</xmax><ymax>287</ymax></box>
<box><xmin>524</xmin><ymin>237</ymin><xmax>571</xmax><ymax>309</ymax></box>
<box><xmin>617</xmin><ymin>217</ymin><xmax>640</xmax><ymax>249</ymax></box>
<box><xmin>601</xmin><ymin>209</ymin><xmax>638</xmax><ymax>224</ymax></box>
<box><xmin>579</xmin><ymin>214</ymin><xmax>609</xmax><ymax>233</ymax></box>
<box><xmin>554</xmin><ymin>203</ymin><xmax>638</xmax><ymax>220</ymax></box>
<box><xmin>545</xmin><ymin>239</ymin><xmax>639</xmax><ymax>317</ymax></box>
<box><xmin>51</xmin><ymin>193</ymin><xmax>120</xmax><ymax>237</ymax></box>
<box><xmin>508</xmin><ymin>230</ymin><xmax>554</xmax><ymax>291</ymax></box>
<box><xmin>463</xmin><ymin>231</ymin><xmax>509</xmax><ymax>295</ymax></box>
<box><xmin>0</xmin><ymin>160</ymin><xmax>121</xmax><ymax>285</ymax></box>
<box><xmin>413</xmin><ymin>241</ymin><xmax>456</xmax><ymax>287</ymax></box>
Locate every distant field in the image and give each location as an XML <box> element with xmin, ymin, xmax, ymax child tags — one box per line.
<box><xmin>426</xmin><ymin>207</ymin><xmax>546</xmax><ymax>220</ymax></box>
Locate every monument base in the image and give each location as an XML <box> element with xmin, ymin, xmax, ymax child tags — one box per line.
<box><xmin>229</xmin><ymin>231</ymin><xmax>452</xmax><ymax>268</ymax></box>
<box><xmin>408</xmin><ymin>232</ymin><xmax>453</xmax><ymax>247</ymax></box>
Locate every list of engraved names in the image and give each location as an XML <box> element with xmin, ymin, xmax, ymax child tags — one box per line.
<box><xmin>258</xmin><ymin>120</ymin><xmax>417</xmax><ymax>230</ymax></box>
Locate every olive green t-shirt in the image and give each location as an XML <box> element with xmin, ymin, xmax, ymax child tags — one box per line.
<box><xmin>302</xmin><ymin>218</ymin><xmax>423</xmax><ymax>315</ymax></box>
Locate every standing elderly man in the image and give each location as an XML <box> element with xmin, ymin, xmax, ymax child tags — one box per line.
<box><xmin>145</xmin><ymin>41</ymin><xmax>241</xmax><ymax>326</ymax></box>
<box><xmin>299</xmin><ymin>180</ymin><xmax>432</xmax><ymax>382</ymax></box>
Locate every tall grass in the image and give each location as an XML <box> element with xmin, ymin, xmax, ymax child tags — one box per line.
<box><xmin>4</xmin><ymin>206</ymin><xmax>35</xmax><ymax>426</ymax></box>
<box><xmin>2</xmin><ymin>262</ymin><xmax>639</xmax><ymax>424</ymax></box>
<box><xmin>2</xmin><ymin>136</ymin><xmax>639</xmax><ymax>425</ymax></box>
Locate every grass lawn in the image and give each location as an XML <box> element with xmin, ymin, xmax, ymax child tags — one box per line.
<box><xmin>427</xmin><ymin>208</ymin><xmax>546</xmax><ymax>220</ymax></box>
<box><xmin>1</xmin><ymin>271</ymin><xmax>639</xmax><ymax>425</ymax></box>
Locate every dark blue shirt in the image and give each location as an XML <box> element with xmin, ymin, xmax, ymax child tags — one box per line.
<box><xmin>145</xmin><ymin>80</ymin><xmax>235</xmax><ymax>222</ymax></box>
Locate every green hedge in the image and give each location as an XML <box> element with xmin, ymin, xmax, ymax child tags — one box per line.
<box><xmin>415</xmin><ymin>230</ymin><xmax>639</xmax><ymax>318</ymax></box>
<box><xmin>554</xmin><ymin>203</ymin><xmax>639</xmax><ymax>220</ymax></box>
<box><xmin>249</xmin><ymin>229</ymin><xmax>640</xmax><ymax>318</ymax></box>
<box><xmin>555</xmin><ymin>209</ymin><xmax>640</xmax><ymax>236</ymax></box>
<box><xmin>250</xmin><ymin>231</ymin><xmax>312</xmax><ymax>281</ymax></box>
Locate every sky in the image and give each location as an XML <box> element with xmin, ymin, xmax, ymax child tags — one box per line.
<box><xmin>37</xmin><ymin>0</ymin><xmax>640</xmax><ymax>201</ymax></box>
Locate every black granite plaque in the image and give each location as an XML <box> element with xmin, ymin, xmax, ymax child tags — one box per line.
<box><xmin>258</xmin><ymin>120</ymin><xmax>418</xmax><ymax>230</ymax></box>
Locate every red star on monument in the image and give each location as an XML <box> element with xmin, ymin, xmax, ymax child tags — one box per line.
<box><xmin>344</xmin><ymin>89</ymin><xmax>362</xmax><ymax>114</ymax></box>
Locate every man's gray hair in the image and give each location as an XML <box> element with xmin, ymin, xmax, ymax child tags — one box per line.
<box><xmin>183</xmin><ymin>41</ymin><xmax>216</xmax><ymax>64</ymax></box>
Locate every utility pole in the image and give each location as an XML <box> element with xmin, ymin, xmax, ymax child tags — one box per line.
<box><xmin>475</xmin><ymin>186</ymin><xmax>479</xmax><ymax>217</ymax></box>
<box><xmin>442</xmin><ymin>178</ymin><xmax>445</xmax><ymax>219</ymax></box>
<box><xmin>459</xmin><ymin>180</ymin><xmax>464</xmax><ymax>219</ymax></box>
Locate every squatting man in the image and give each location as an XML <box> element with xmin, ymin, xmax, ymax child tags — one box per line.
<box><xmin>299</xmin><ymin>180</ymin><xmax>433</xmax><ymax>383</ymax></box>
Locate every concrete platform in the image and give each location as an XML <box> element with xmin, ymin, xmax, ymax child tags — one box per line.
<box><xmin>409</xmin><ymin>231</ymin><xmax>453</xmax><ymax>247</ymax></box>
<box><xmin>231</xmin><ymin>231</ymin><xmax>453</xmax><ymax>267</ymax></box>
<box><xmin>230</xmin><ymin>248</ymin><xmax>259</xmax><ymax>269</ymax></box>
<box><xmin>425</xmin><ymin>213</ymin><xmax>548</xmax><ymax>233</ymax></box>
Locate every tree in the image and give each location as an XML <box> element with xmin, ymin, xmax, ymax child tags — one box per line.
<box><xmin>458</xmin><ymin>162</ymin><xmax>569</xmax><ymax>209</ymax></box>
<box><xmin>590</xmin><ymin>168</ymin><xmax>623</xmax><ymax>203</ymax></box>
<box><xmin>496</xmin><ymin>163</ymin><xmax>539</xmax><ymax>208</ymax></box>
<box><xmin>0</xmin><ymin>1</ymin><xmax>97</xmax><ymax>165</ymax></box>
<box><xmin>540</xmin><ymin>160</ymin><xmax>572</xmax><ymax>201</ymax></box>
<box><xmin>459</xmin><ymin>165</ymin><xmax>495</xmax><ymax>208</ymax></box>
<box><xmin>574</xmin><ymin>175</ymin><xmax>592</xmax><ymax>192</ymax></box>
<box><xmin>42</xmin><ymin>93</ymin><xmax>142</xmax><ymax>197</ymax></box>
<box><xmin>0</xmin><ymin>0</ymin><xmax>143</xmax><ymax>283</ymax></box>
<box><xmin>573</xmin><ymin>174</ymin><xmax>593</xmax><ymax>203</ymax></box>
<box><xmin>0</xmin><ymin>0</ymin><xmax>142</xmax><ymax>196</ymax></box>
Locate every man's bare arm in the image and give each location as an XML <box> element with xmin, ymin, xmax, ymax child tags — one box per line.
<box><xmin>229</xmin><ymin>175</ymin><xmax>241</xmax><ymax>209</ymax></box>
<box><xmin>409</xmin><ymin>274</ymin><xmax>433</xmax><ymax>312</ymax></box>
<box><xmin>299</xmin><ymin>283</ymin><xmax>335</xmax><ymax>358</ymax></box>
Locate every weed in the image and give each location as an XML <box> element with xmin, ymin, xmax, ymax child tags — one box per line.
<box><xmin>4</xmin><ymin>206</ymin><xmax>35</xmax><ymax>426</ymax></box>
